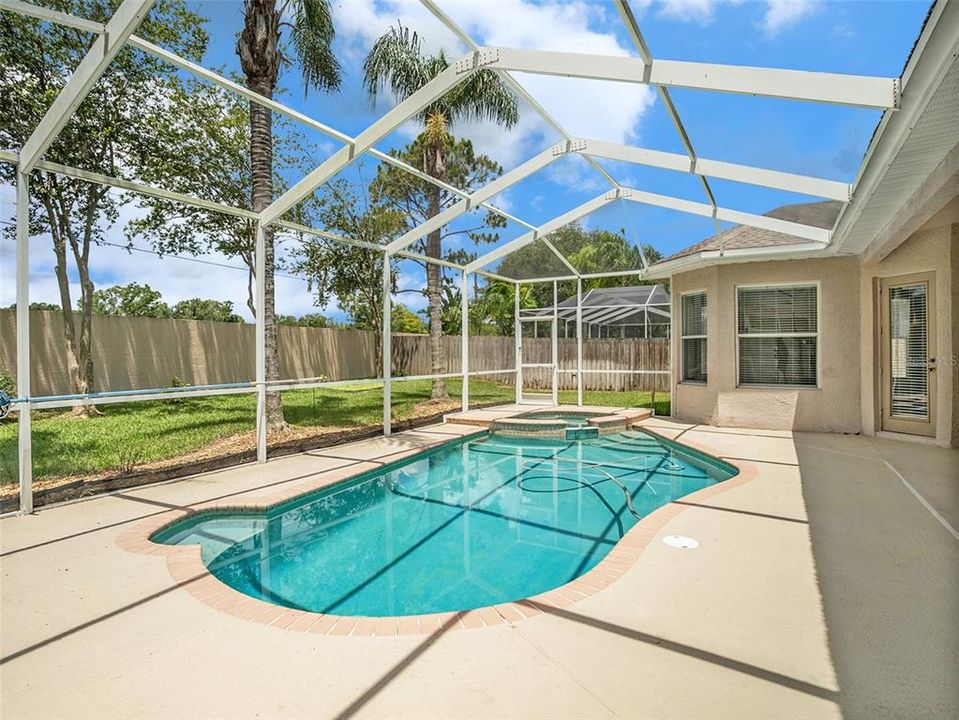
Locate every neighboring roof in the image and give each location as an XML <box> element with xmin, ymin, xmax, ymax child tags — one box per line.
<box><xmin>658</xmin><ymin>201</ymin><xmax>844</xmax><ymax>263</ymax></box>
<box><xmin>556</xmin><ymin>284</ymin><xmax>670</xmax><ymax>309</ymax></box>
<box><xmin>522</xmin><ymin>284</ymin><xmax>671</xmax><ymax>326</ymax></box>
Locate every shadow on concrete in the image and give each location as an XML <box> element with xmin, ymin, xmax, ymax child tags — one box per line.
<box><xmin>796</xmin><ymin>436</ymin><xmax>959</xmax><ymax>718</ymax></box>
<box><xmin>671</xmin><ymin>500</ymin><xmax>808</xmax><ymax>524</ymax></box>
<box><xmin>0</xmin><ymin>461</ymin><xmax>365</xmax><ymax>559</ymax></box>
<box><xmin>0</xmin><ymin>569</ymin><xmax>210</xmax><ymax>666</ymax></box>
<box><xmin>523</xmin><ymin>601</ymin><xmax>839</xmax><ymax>702</ymax></box>
<box><xmin>330</xmin><ymin>614</ymin><xmax>461</xmax><ymax>720</ymax></box>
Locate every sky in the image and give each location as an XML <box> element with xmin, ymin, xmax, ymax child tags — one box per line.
<box><xmin>0</xmin><ymin>0</ymin><xmax>932</xmax><ymax>322</ymax></box>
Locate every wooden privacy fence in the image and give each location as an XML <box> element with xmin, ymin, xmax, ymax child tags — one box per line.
<box><xmin>519</xmin><ymin>337</ymin><xmax>670</xmax><ymax>392</ymax></box>
<box><xmin>0</xmin><ymin>309</ymin><xmax>669</xmax><ymax>396</ymax></box>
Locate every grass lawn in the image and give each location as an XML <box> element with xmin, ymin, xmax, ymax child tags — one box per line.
<box><xmin>0</xmin><ymin>380</ymin><xmax>669</xmax><ymax>485</ymax></box>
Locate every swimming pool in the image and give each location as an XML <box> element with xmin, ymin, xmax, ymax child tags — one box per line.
<box><xmin>155</xmin><ymin>430</ymin><xmax>736</xmax><ymax>617</ymax></box>
<box><xmin>515</xmin><ymin>411</ymin><xmax>599</xmax><ymax>426</ymax></box>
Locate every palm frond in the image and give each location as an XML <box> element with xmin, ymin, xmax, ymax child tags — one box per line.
<box><xmin>363</xmin><ymin>23</ymin><xmax>431</xmax><ymax>106</ymax></box>
<box><xmin>363</xmin><ymin>23</ymin><xmax>518</xmax><ymax>131</ymax></box>
<box><xmin>290</xmin><ymin>0</ymin><xmax>341</xmax><ymax>93</ymax></box>
<box><xmin>446</xmin><ymin>69</ymin><xmax>519</xmax><ymax>129</ymax></box>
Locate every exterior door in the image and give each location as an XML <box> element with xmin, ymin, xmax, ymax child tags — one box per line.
<box><xmin>880</xmin><ymin>272</ymin><xmax>936</xmax><ymax>437</ymax></box>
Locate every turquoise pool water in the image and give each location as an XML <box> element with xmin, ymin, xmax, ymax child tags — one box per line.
<box><xmin>514</xmin><ymin>411</ymin><xmax>599</xmax><ymax>426</ymax></box>
<box><xmin>155</xmin><ymin>430</ymin><xmax>736</xmax><ymax>617</ymax></box>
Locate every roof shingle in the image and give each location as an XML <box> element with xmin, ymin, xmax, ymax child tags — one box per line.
<box><xmin>657</xmin><ymin>200</ymin><xmax>843</xmax><ymax>263</ymax></box>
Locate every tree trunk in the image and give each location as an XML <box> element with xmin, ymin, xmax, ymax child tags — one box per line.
<box><xmin>425</xmin><ymin>141</ymin><xmax>447</xmax><ymax>400</ymax></box>
<box><xmin>42</xmin><ymin>191</ymin><xmax>98</xmax><ymax>416</ymax></box>
<box><xmin>73</xmin><ymin>190</ymin><xmax>99</xmax><ymax>414</ymax></box>
<box><xmin>249</xmin><ymin>80</ymin><xmax>285</xmax><ymax>431</ymax></box>
<box><xmin>373</xmin><ymin>257</ymin><xmax>384</xmax><ymax>374</ymax></box>
<box><xmin>240</xmin><ymin>0</ymin><xmax>285</xmax><ymax>432</ymax></box>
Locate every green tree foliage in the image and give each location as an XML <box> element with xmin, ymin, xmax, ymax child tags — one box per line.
<box><xmin>275</xmin><ymin>313</ymin><xmax>332</xmax><ymax>328</ymax></box>
<box><xmin>371</xmin><ymin>135</ymin><xmax>508</xmax><ymax>250</ymax></box>
<box><xmin>370</xmin><ymin>136</ymin><xmax>508</xmax><ymax>384</ymax></box>
<box><xmin>126</xmin><ymin>81</ymin><xmax>314</xmax><ymax>316</ymax></box>
<box><xmin>29</xmin><ymin>302</ymin><xmax>61</xmax><ymax>311</ymax></box>
<box><xmin>470</xmin><ymin>282</ymin><xmax>537</xmax><ymax>336</ymax></box>
<box><xmin>171</xmin><ymin>298</ymin><xmax>243</xmax><ymax>323</ymax></box>
<box><xmin>291</xmin><ymin>177</ymin><xmax>406</xmax><ymax>367</ymax></box>
<box><xmin>89</xmin><ymin>283</ymin><xmax>171</xmax><ymax>318</ymax></box>
<box><xmin>391</xmin><ymin>304</ymin><xmax>426</xmax><ymax>334</ymax></box>
<box><xmin>87</xmin><ymin>285</ymin><xmax>246</xmax><ymax>323</ymax></box>
<box><xmin>496</xmin><ymin>224</ymin><xmax>662</xmax><ymax>307</ymax></box>
<box><xmin>0</xmin><ymin>0</ymin><xmax>207</xmax><ymax>413</ymax></box>
<box><xmin>364</xmin><ymin>24</ymin><xmax>518</xmax><ymax>400</ymax></box>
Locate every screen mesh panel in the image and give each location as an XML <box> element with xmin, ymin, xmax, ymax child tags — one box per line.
<box><xmin>889</xmin><ymin>282</ymin><xmax>928</xmax><ymax>419</ymax></box>
<box><xmin>738</xmin><ymin>286</ymin><xmax>817</xmax><ymax>387</ymax></box>
<box><xmin>681</xmin><ymin>292</ymin><xmax>707</xmax><ymax>382</ymax></box>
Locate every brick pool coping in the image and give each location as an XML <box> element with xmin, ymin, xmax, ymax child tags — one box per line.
<box><xmin>117</xmin><ymin>423</ymin><xmax>758</xmax><ymax>637</ymax></box>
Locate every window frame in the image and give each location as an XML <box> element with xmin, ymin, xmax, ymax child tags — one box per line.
<box><xmin>679</xmin><ymin>289</ymin><xmax>708</xmax><ymax>385</ymax></box>
<box><xmin>735</xmin><ymin>282</ymin><xmax>821</xmax><ymax>390</ymax></box>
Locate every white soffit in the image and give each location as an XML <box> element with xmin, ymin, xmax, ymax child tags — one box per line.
<box><xmin>833</xmin><ymin>0</ymin><xmax>959</xmax><ymax>255</ymax></box>
<box><xmin>839</xmin><ymin>56</ymin><xmax>959</xmax><ymax>255</ymax></box>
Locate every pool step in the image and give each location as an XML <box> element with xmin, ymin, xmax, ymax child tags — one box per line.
<box><xmin>566</xmin><ymin>427</ymin><xmax>599</xmax><ymax>441</ymax></box>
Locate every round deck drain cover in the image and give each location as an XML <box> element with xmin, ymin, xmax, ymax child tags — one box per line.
<box><xmin>663</xmin><ymin>535</ymin><xmax>699</xmax><ymax>549</ymax></box>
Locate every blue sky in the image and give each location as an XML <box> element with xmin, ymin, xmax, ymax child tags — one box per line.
<box><xmin>1</xmin><ymin>0</ymin><xmax>932</xmax><ymax>321</ymax></box>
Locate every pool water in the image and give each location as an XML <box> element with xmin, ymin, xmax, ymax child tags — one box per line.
<box><xmin>515</xmin><ymin>411</ymin><xmax>597</xmax><ymax>426</ymax></box>
<box><xmin>155</xmin><ymin>430</ymin><xmax>736</xmax><ymax>617</ymax></box>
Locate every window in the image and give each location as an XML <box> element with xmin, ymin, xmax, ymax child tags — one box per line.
<box><xmin>737</xmin><ymin>285</ymin><xmax>818</xmax><ymax>387</ymax></box>
<box><xmin>681</xmin><ymin>292</ymin><xmax>707</xmax><ymax>383</ymax></box>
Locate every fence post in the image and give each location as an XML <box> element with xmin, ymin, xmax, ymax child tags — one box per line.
<box><xmin>383</xmin><ymin>252</ymin><xmax>392</xmax><ymax>436</ymax></box>
<box><xmin>16</xmin><ymin>169</ymin><xmax>32</xmax><ymax>513</ymax></box>
<box><xmin>514</xmin><ymin>282</ymin><xmax>522</xmax><ymax>404</ymax></box>
<box><xmin>254</xmin><ymin>221</ymin><xmax>266</xmax><ymax>464</ymax></box>
<box><xmin>461</xmin><ymin>269</ymin><xmax>469</xmax><ymax>412</ymax></box>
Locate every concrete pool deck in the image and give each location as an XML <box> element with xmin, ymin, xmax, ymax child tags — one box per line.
<box><xmin>1</xmin><ymin>413</ymin><xmax>956</xmax><ymax>719</ymax></box>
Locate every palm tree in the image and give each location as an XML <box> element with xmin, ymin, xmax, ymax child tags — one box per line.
<box><xmin>237</xmin><ymin>0</ymin><xmax>340</xmax><ymax>430</ymax></box>
<box><xmin>364</xmin><ymin>24</ymin><xmax>518</xmax><ymax>400</ymax></box>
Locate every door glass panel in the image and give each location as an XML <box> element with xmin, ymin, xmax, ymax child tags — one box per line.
<box><xmin>889</xmin><ymin>283</ymin><xmax>928</xmax><ymax>419</ymax></box>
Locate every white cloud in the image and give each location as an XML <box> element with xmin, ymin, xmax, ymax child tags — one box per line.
<box><xmin>544</xmin><ymin>154</ymin><xmax>605</xmax><ymax>196</ymax></box>
<box><xmin>333</xmin><ymin>0</ymin><xmax>462</xmax><ymax>64</ymax></box>
<box><xmin>332</xmin><ymin>0</ymin><xmax>656</xmax><ymax>172</ymax></box>
<box><xmin>0</xmin><ymin>192</ymin><xmax>329</xmax><ymax>322</ymax></box>
<box><xmin>443</xmin><ymin>0</ymin><xmax>656</xmax><ymax>165</ymax></box>
<box><xmin>656</xmin><ymin>0</ymin><xmax>723</xmax><ymax>25</ymax></box>
<box><xmin>653</xmin><ymin>0</ymin><xmax>816</xmax><ymax>35</ymax></box>
<box><xmin>761</xmin><ymin>0</ymin><xmax>820</xmax><ymax>37</ymax></box>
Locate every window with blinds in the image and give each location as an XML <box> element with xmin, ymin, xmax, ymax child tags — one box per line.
<box><xmin>681</xmin><ymin>292</ymin><xmax>707</xmax><ymax>383</ymax></box>
<box><xmin>737</xmin><ymin>285</ymin><xmax>817</xmax><ymax>387</ymax></box>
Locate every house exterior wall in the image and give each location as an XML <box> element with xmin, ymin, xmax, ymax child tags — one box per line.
<box><xmin>669</xmin><ymin>195</ymin><xmax>957</xmax><ymax>446</ymax></box>
<box><xmin>670</xmin><ymin>256</ymin><xmax>861</xmax><ymax>433</ymax></box>
<box><xmin>859</xmin><ymin>196</ymin><xmax>958</xmax><ymax>447</ymax></box>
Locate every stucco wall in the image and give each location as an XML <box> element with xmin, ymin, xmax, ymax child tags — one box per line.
<box><xmin>859</xmin><ymin>196</ymin><xmax>958</xmax><ymax>447</ymax></box>
<box><xmin>670</xmin><ymin>256</ymin><xmax>862</xmax><ymax>433</ymax></box>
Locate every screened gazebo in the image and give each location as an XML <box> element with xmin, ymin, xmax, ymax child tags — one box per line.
<box><xmin>520</xmin><ymin>285</ymin><xmax>671</xmax><ymax>339</ymax></box>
